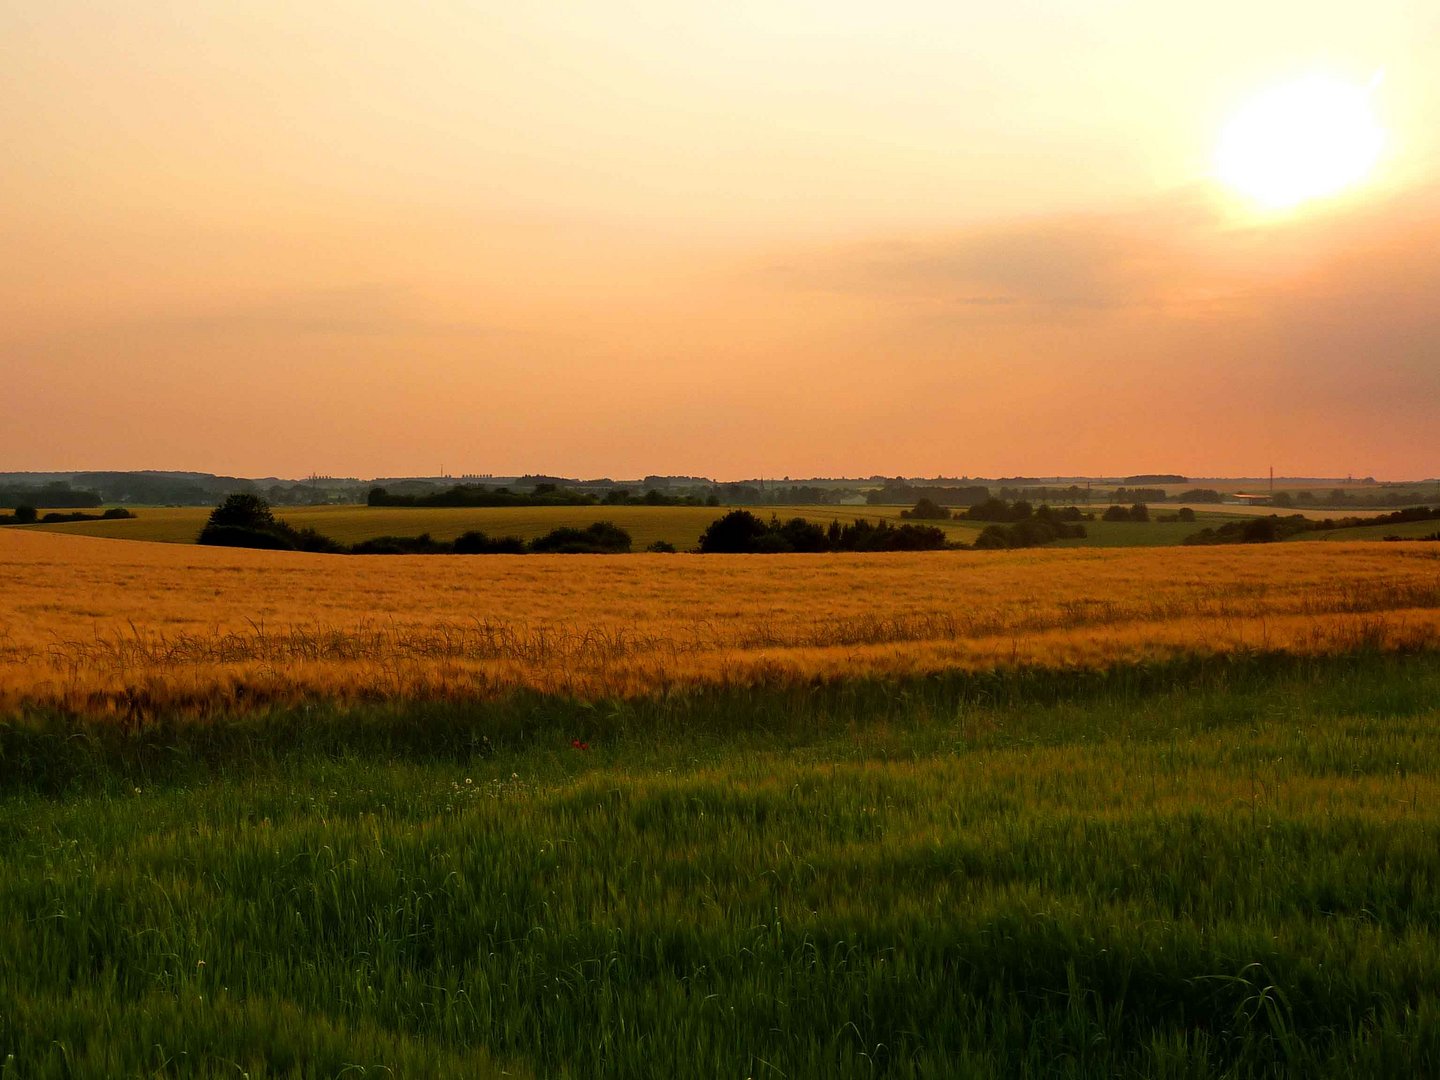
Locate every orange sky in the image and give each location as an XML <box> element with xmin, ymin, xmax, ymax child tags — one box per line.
<box><xmin>3</xmin><ymin>2</ymin><xmax>1438</xmax><ymax>479</ymax></box>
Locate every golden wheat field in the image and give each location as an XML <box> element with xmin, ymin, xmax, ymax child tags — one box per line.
<box><xmin>2</xmin><ymin>528</ymin><xmax>1438</xmax><ymax>718</ymax></box>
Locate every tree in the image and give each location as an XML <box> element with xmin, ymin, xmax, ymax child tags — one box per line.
<box><xmin>901</xmin><ymin>497</ymin><xmax>951</xmax><ymax>520</ymax></box>
<box><xmin>698</xmin><ymin>510</ymin><xmax>770</xmax><ymax>553</ymax></box>
<box><xmin>12</xmin><ymin>505</ymin><xmax>37</xmax><ymax>524</ymax></box>
<box><xmin>207</xmin><ymin>493</ymin><xmax>276</xmax><ymax>531</ymax></box>
<box><xmin>1129</xmin><ymin>503</ymin><xmax>1150</xmax><ymax>522</ymax></box>
<box><xmin>1243</xmin><ymin>517</ymin><xmax>1278</xmax><ymax>543</ymax></box>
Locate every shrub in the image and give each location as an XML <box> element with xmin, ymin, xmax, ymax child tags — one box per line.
<box><xmin>351</xmin><ymin>533</ymin><xmax>452</xmax><ymax>555</ymax></box>
<box><xmin>12</xmin><ymin>506</ymin><xmax>38</xmax><ymax>525</ymax></box>
<box><xmin>529</xmin><ymin>522</ymin><xmax>632</xmax><ymax>554</ymax></box>
<box><xmin>1242</xmin><ymin>517</ymin><xmax>1277</xmax><ymax>543</ymax></box>
<box><xmin>973</xmin><ymin>525</ymin><xmax>1013</xmax><ymax>549</ymax></box>
<box><xmin>646</xmin><ymin>540</ymin><xmax>677</xmax><ymax>553</ymax></box>
<box><xmin>454</xmin><ymin>530</ymin><xmax>526</xmax><ymax>555</ymax></box>
<box><xmin>288</xmin><ymin>527</ymin><xmax>347</xmax><ymax>554</ymax></box>
<box><xmin>207</xmin><ymin>494</ymin><xmax>277</xmax><ymax>531</ymax></box>
<box><xmin>196</xmin><ymin>525</ymin><xmax>298</xmax><ymax>551</ymax></box>
<box><xmin>776</xmin><ymin>517</ymin><xmax>830</xmax><ymax>552</ymax></box>
<box><xmin>698</xmin><ymin>511</ymin><xmax>771</xmax><ymax>553</ymax></box>
<box><xmin>198</xmin><ymin>495</ymin><xmax>342</xmax><ymax>552</ymax></box>
<box><xmin>900</xmin><ymin>498</ymin><xmax>951</xmax><ymax>520</ymax></box>
<box><xmin>972</xmin><ymin>518</ymin><xmax>1086</xmax><ymax>549</ymax></box>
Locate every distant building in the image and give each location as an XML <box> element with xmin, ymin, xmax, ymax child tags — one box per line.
<box><xmin>1224</xmin><ymin>493</ymin><xmax>1273</xmax><ymax>506</ymax></box>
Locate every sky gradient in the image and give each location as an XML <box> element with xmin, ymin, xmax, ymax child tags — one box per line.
<box><xmin>4</xmin><ymin>1</ymin><xmax>1438</xmax><ymax>479</ymax></box>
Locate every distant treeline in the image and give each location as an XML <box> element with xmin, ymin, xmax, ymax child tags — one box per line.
<box><xmin>1184</xmin><ymin>506</ymin><xmax>1440</xmax><ymax>545</ymax></box>
<box><xmin>867</xmin><ymin>482</ymin><xmax>991</xmax><ymax>507</ymax></box>
<box><xmin>0</xmin><ymin>483</ymin><xmax>103</xmax><ymax>509</ymax></box>
<box><xmin>0</xmin><ymin>471</ymin><xmax>376</xmax><ymax>507</ymax></box>
<box><xmin>1</xmin><ymin>506</ymin><xmax>136</xmax><ymax>525</ymax></box>
<box><xmin>697</xmin><ymin>507</ymin><xmax>1086</xmax><ymax>553</ymax></box>
<box><xmin>368</xmin><ymin>483</ymin><xmax>595</xmax><ymax>507</ymax></box>
<box><xmin>902</xmin><ymin>497</ymin><xmax>1092</xmax><ymax>525</ymax></box>
<box><xmin>368</xmin><ymin>483</ymin><xmax>715</xmax><ymax>509</ymax></box>
<box><xmin>198</xmin><ymin>496</ymin><xmax>637</xmax><ymax>555</ymax></box>
<box><xmin>1272</xmin><ymin>488</ymin><xmax>1440</xmax><ymax>509</ymax></box>
<box><xmin>697</xmin><ymin>511</ymin><xmax>950</xmax><ymax>553</ymax></box>
<box><xmin>352</xmin><ymin>522</ymin><xmax>634</xmax><ymax>555</ymax></box>
<box><xmin>715</xmin><ymin>484</ymin><xmax>849</xmax><ymax>505</ymax></box>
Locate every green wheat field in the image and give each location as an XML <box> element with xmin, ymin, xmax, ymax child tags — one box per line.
<box><xmin>4</xmin><ymin>652</ymin><xmax>1439</xmax><ymax>1077</ymax></box>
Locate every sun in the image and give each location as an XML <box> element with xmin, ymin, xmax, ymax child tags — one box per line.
<box><xmin>1215</xmin><ymin>74</ymin><xmax>1385</xmax><ymax>210</ymax></box>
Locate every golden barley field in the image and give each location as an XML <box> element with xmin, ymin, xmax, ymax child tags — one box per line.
<box><xmin>4</xmin><ymin>528</ymin><xmax>1438</xmax><ymax>718</ymax></box>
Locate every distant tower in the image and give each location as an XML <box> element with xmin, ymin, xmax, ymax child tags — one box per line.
<box><xmin>1269</xmin><ymin>466</ymin><xmax>1273</xmax><ymax>495</ymax></box>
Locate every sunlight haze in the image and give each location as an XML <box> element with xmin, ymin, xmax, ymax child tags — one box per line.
<box><xmin>3</xmin><ymin>0</ymin><xmax>1438</xmax><ymax>478</ymax></box>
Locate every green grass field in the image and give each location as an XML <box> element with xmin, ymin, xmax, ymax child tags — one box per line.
<box><xmin>1300</xmin><ymin>518</ymin><xmax>1440</xmax><ymax>542</ymax></box>
<box><xmin>4</xmin><ymin>653</ymin><xmax>1440</xmax><ymax>1077</ymax></box>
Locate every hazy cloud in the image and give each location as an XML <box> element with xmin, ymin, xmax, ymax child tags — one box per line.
<box><xmin>772</xmin><ymin>194</ymin><xmax>1217</xmax><ymax>312</ymax></box>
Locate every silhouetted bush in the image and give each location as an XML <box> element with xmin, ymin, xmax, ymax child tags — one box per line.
<box><xmin>698</xmin><ymin>510</ymin><xmax>950</xmax><ymax>553</ymax></box>
<box><xmin>961</xmin><ymin>498</ymin><xmax>1088</xmax><ymax>524</ymax></box>
<box><xmin>1183</xmin><ymin>516</ymin><xmax>1313</xmax><ymax>545</ymax></box>
<box><xmin>208</xmin><ymin>494</ymin><xmax>277</xmax><ymax>531</ymax></box>
<box><xmin>1099</xmin><ymin>504</ymin><xmax>1150</xmax><ymax>523</ymax></box>
<box><xmin>197</xmin><ymin>525</ymin><xmax>298</xmax><ymax>551</ymax></box>
<box><xmin>12</xmin><ymin>506</ymin><xmax>37</xmax><ymax>525</ymax></box>
<box><xmin>35</xmin><ymin>508</ymin><xmax>138</xmax><ymax>524</ymax></box>
<box><xmin>528</xmin><ymin>521</ymin><xmax>632</xmax><ymax>554</ymax></box>
<box><xmin>453</xmin><ymin>530</ymin><xmax>527</xmax><ymax>555</ymax></box>
<box><xmin>972</xmin><ymin>518</ymin><xmax>1086</xmax><ymax>549</ymax></box>
<box><xmin>350</xmin><ymin>533</ymin><xmax>452</xmax><ymax>555</ymax></box>
<box><xmin>646</xmin><ymin>540</ymin><xmax>677</xmax><ymax>553</ymax></box>
<box><xmin>1242</xmin><ymin>518</ymin><xmax>1277</xmax><ymax>543</ymax></box>
<box><xmin>198</xmin><ymin>495</ymin><xmax>343</xmax><ymax>552</ymax></box>
<box><xmin>698</xmin><ymin>511</ymin><xmax>772</xmax><ymax>553</ymax></box>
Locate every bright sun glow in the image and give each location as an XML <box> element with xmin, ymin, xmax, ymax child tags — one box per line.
<box><xmin>1216</xmin><ymin>74</ymin><xmax>1385</xmax><ymax>209</ymax></box>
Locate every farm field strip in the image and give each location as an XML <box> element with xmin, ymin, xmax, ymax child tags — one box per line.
<box><xmin>22</xmin><ymin>503</ymin><xmax>990</xmax><ymax>548</ymax></box>
<box><xmin>23</xmin><ymin>501</ymin><xmax>1418</xmax><ymax>552</ymax></box>
<box><xmin>3</xmin><ymin>529</ymin><xmax>1437</xmax><ymax>716</ymax></box>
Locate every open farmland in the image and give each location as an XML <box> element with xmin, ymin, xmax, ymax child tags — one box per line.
<box><xmin>2</xmin><ymin>528</ymin><xmax>1438</xmax><ymax>718</ymax></box>
<box><xmin>4</xmin><ymin>530</ymin><xmax>1440</xmax><ymax>1076</ymax></box>
<box><xmin>26</xmin><ymin>501</ymin><xmax>1415</xmax><ymax>553</ymax></box>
